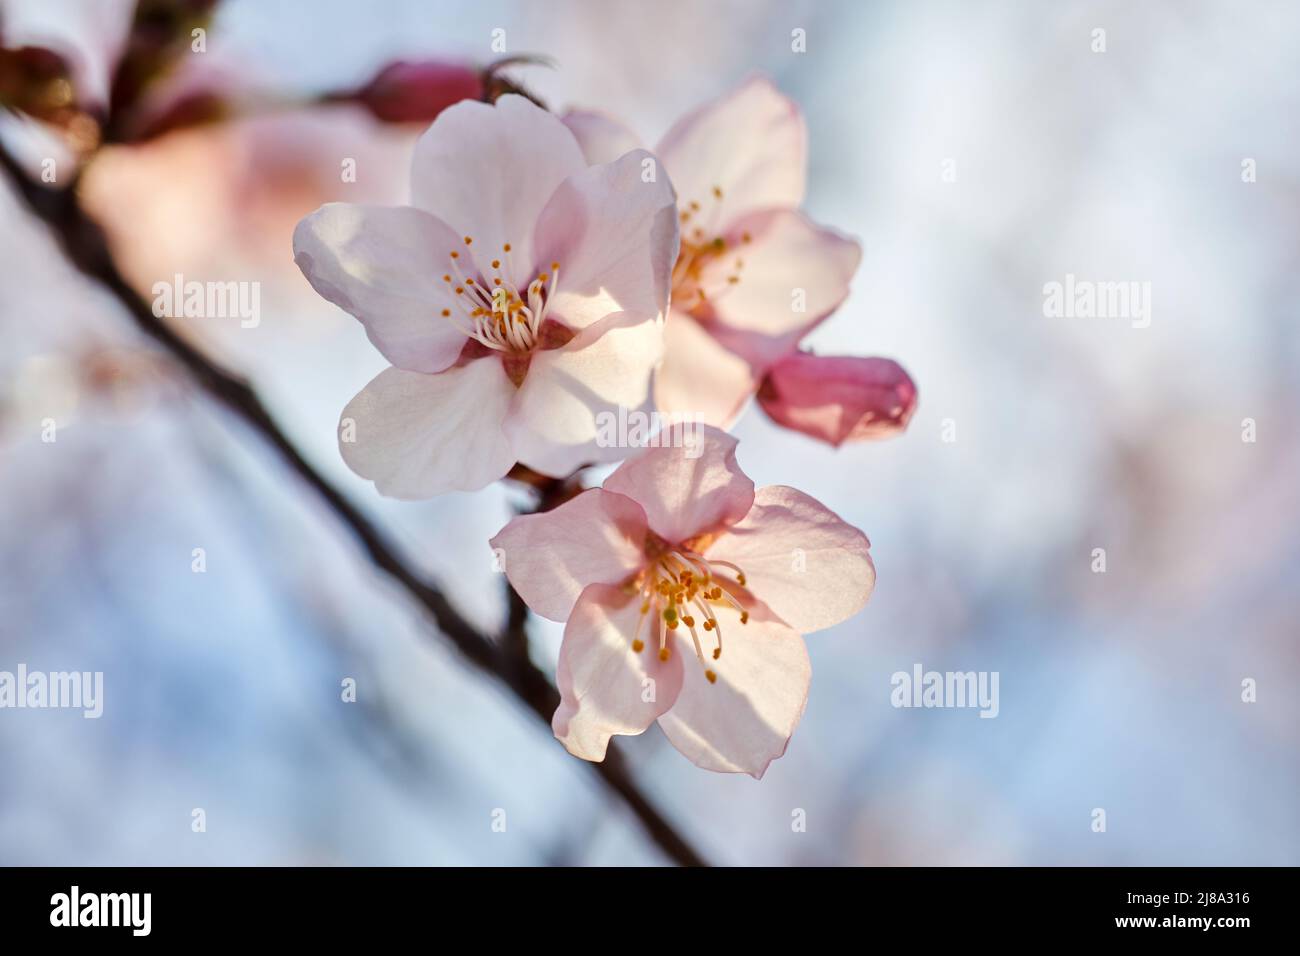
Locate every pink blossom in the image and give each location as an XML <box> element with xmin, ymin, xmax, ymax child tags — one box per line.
<box><xmin>346</xmin><ymin>60</ymin><xmax>483</xmax><ymax>124</ymax></box>
<box><xmin>758</xmin><ymin>352</ymin><xmax>918</xmax><ymax>446</ymax></box>
<box><xmin>563</xmin><ymin>76</ymin><xmax>867</xmax><ymax>428</ymax></box>
<box><xmin>490</xmin><ymin>427</ymin><xmax>875</xmax><ymax>777</ymax></box>
<box><xmin>293</xmin><ymin>95</ymin><xmax>679</xmax><ymax>496</ymax></box>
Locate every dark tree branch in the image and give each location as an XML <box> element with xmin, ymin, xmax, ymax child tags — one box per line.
<box><xmin>0</xmin><ymin>143</ymin><xmax>706</xmax><ymax>868</ymax></box>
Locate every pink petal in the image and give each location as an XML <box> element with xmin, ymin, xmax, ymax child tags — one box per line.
<box><xmin>410</xmin><ymin>95</ymin><xmax>585</xmax><ymax>284</ymax></box>
<box><xmin>561</xmin><ymin>109</ymin><xmax>644</xmax><ymax>166</ymax></box>
<box><xmin>602</xmin><ymin>425</ymin><xmax>754</xmax><ymax>544</ymax></box>
<box><xmin>653</xmin><ymin>307</ymin><xmax>757</xmax><ymax>429</ymax></box>
<box><xmin>702</xmin><ymin>209</ymin><xmax>861</xmax><ymax>370</ymax></box>
<box><xmin>657</xmin><ymin>601</ymin><xmax>810</xmax><ymax>778</ymax></box>
<box><xmin>703</xmin><ymin>485</ymin><xmax>875</xmax><ymax>634</ymax></box>
<box><xmin>293</xmin><ymin>203</ymin><xmax>469</xmax><ymax>374</ymax></box>
<box><xmin>489</xmin><ymin>489</ymin><xmax>649</xmax><ymax>623</ymax></box>
<box><xmin>339</xmin><ymin>359</ymin><xmax>516</xmax><ymax>498</ymax></box>
<box><xmin>656</xmin><ymin>75</ymin><xmax>805</xmax><ymax>229</ymax></box>
<box><xmin>532</xmin><ymin>148</ymin><xmax>679</xmax><ymax>331</ymax></box>
<box><xmin>553</xmin><ymin>583</ymin><xmax>685</xmax><ymax>762</ymax></box>
<box><xmin>352</xmin><ymin>60</ymin><xmax>483</xmax><ymax>124</ymax></box>
<box><xmin>757</xmin><ymin>352</ymin><xmax>918</xmax><ymax>446</ymax></box>
<box><xmin>505</xmin><ymin>312</ymin><xmax>663</xmax><ymax>477</ymax></box>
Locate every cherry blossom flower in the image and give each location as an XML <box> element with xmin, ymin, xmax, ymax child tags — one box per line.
<box><xmin>757</xmin><ymin>351</ymin><xmax>918</xmax><ymax>446</ymax></box>
<box><xmin>563</xmin><ymin>75</ymin><xmax>890</xmax><ymax>431</ymax></box>
<box><xmin>339</xmin><ymin>59</ymin><xmax>483</xmax><ymax>125</ymax></box>
<box><xmin>490</xmin><ymin>426</ymin><xmax>875</xmax><ymax>777</ymax></box>
<box><xmin>293</xmin><ymin>94</ymin><xmax>679</xmax><ymax>496</ymax></box>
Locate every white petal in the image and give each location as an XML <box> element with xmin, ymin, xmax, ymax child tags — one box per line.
<box><xmin>653</xmin><ymin>307</ymin><xmax>757</xmax><ymax>429</ymax></box>
<box><xmin>506</xmin><ymin>312</ymin><xmax>663</xmax><ymax>477</ymax></box>
<box><xmin>656</xmin><ymin>75</ymin><xmax>805</xmax><ymax>230</ymax></box>
<box><xmin>293</xmin><ymin>203</ymin><xmax>469</xmax><ymax>373</ymax></box>
<box><xmin>340</xmin><ymin>360</ymin><xmax>516</xmax><ymax>498</ymax></box>
<box><xmin>553</xmin><ymin>583</ymin><xmax>685</xmax><ymax>762</ymax></box>
<box><xmin>658</xmin><ymin>601</ymin><xmax>810</xmax><ymax>779</ymax></box>
<box><xmin>489</xmin><ymin>489</ymin><xmax>649</xmax><ymax>623</ymax></box>
<box><xmin>602</xmin><ymin>425</ymin><xmax>755</xmax><ymax>544</ymax></box>
<box><xmin>703</xmin><ymin>209</ymin><xmax>861</xmax><ymax>370</ymax></box>
<box><xmin>561</xmin><ymin>109</ymin><xmax>644</xmax><ymax>166</ymax></box>
<box><xmin>704</xmin><ymin>485</ymin><xmax>875</xmax><ymax>634</ymax></box>
<box><xmin>533</xmin><ymin>148</ymin><xmax>679</xmax><ymax>330</ymax></box>
<box><xmin>410</xmin><ymin>95</ymin><xmax>585</xmax><ymax>284</ymax></box>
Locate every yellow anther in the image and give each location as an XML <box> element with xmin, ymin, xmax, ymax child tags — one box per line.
<box><xmin>632</xmin><ymin>639</ymin><xmax>645</xmax><ymax>653</ymax></box>
<box><xmin>463</xmin><ymin>236</ymin><xmax>473</xmax><ymax>245</ymax></box>
<box><xmin>712</xmin><ymin>648</ymin><xmax>721</xmax><ymax>660</ymax></box>
<box><xmin>711</xmin><ymin>185</ymin><xmax>723</xmax><ymax>199</ymax></box>
<box><xmin>659</xmin><ymin>647</ymin><xmax>670</xmax><ymax>662</ymax></box>
<box><xmin>737</xmin><ymin>573</ymin><xmax>746</xmax><ymax>586</ymax></box>
<box><xmin>682</xmin><ymin>615</ymin><xmax>695</xmax><ymax>627</ymax></box>
<box><xmin>740</xmin><ymin>611</ymin><xmax>749</xmax><ymax>625</ymax></box>
<box><xmin>503</xmin><ymin>243</ymin><xmax>512</xmax><ymax>252</ymax></box>
<box><xmin>450</xmin><ymin>251</ymin><xmax>459</xmax><ymax>259</ymax></box>
<box><xmin>703</xmin><ymin>619</ymin><xmax>714</xmax><ymax>631</ymax></box>
<box><xmin>705</xmin><ymin>670</ymin><xmax>717</xmax><ymax>684</ymax></box>
<box><xmin>491</xmin><ymin>259</ymin><xmax>501</xmax><ymax>268</ymax></box>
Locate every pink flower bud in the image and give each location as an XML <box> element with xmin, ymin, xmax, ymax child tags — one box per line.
<box><xmin>757</xmin><ymin>352</ymin><xmax>917</xmax><ymax>446</ymax></box>
<box><xmin>352</xmin><ymin>60</ymin><xmax>483</xmax><ymax>123</ymax></box>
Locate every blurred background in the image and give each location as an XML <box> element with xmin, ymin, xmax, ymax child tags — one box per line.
<box><xmin>1</xmin><ymin>0</ymin><xmax>1297</xmax><ymax>865</ymax></box>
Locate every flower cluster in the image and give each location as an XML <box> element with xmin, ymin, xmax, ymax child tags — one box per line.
<box><xmin>294</xmin><ymin>76</ymin><xmax>917</xmax><ymax>776</ymax></box>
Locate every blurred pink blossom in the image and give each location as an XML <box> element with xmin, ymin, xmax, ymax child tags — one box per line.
<box><xmin>343</xmin><ymin>59</ymin><xmax>483</xmax><ymax>124</ymax></box>
<box><xmin>0</xmin><ymin>0</ymin><xmax>135</xmax><ymax>110</ymax></box>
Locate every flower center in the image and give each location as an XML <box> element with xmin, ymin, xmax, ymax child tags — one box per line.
<box><xmin>671</xmin><ymin>185</ymin><xmax>751</xmax><ymax>316</ymax></box>
<box><xmin>627</xmin><ymin>541</ymin><xmax>750</xmax><ymax>685</ymax></box>
<box><xmin>439</xmin><ymin>236</ymin><xmax>560</xmax><ymax>353</ymax></box>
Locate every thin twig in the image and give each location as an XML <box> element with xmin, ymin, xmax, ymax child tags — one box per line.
<box><xmin>0</xmin><ymin>144</ymin><xmax>706</xmax><ymax>867</ymax></box>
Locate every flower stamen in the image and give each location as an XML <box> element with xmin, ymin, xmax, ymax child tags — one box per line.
<box><xmin>634</xmin><ymin>549</ymin><xmax>751</xmax><ymax>684</ymax></box>
<box><xmin>671</xmin><ymin>186</ymin><xmax>746</xmax><ymax>313</ymax></box>
<box><xmin>438</xmin><ymin>239</ymin><xmax>561</xmax><ymax>354</ymax></box>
